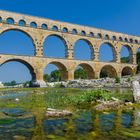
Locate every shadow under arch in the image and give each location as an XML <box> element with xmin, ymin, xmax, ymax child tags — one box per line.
<box><xmin>0</xmin><ymin>59</ymin><xmax>36</xmax><ymax>81</ymax></box>
<box><xmin>73</xmin><ymin>39</ymin><xmax>94</xmax><ymax>60</ymax></box>
<box><xmin>100</xmin><ymin>65</ymin><xmax>117</xmax><ymax>78</ymax></box>
<box><xmin>0</xmin><ymin>28</ymin><xmax>35</xmax><ymax>55</ymax></box>
<box><xmin>44</xmin><ymin>61</ymin><xmax>68</xmax><ymax>81</ymax></box>
<box><xmin>99</xmin><ymin>42</ymin><xmax>117</xmax><ymax>62</ymax></box>
<box><xmin>74</xmin><ymin>63</ymin><xmax>95</xmax><ymax>79</ymax></box>
<box><xmin>43</xmin><ymin>34</ymin><xmax>68</xmax><ymax>58</ymax></box>
<box><xmin>121</xmin><ymin>66</ymin><xmax>133</xmax><ymax>77</ymax></box>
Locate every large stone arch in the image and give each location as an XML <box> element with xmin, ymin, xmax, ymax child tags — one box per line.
<box><xmin>44</xmin><ymin>61</ymin><xmax>68</xmax><ymax>81</ymax></box>
<box><xmin>0</xmin><ymin>28</ymin><xmax>35</xmax><ymax>55</ymax></box>
<box><xmin>100</xmin><ymin>65</ymin><xmax>117</xmax><ymax>78</ymax></box>
<box><xmin>120</xmin><ymin>44</ymin><xmax>133</xmax><ymax>63</ymax></box>
<box><xmin>99</xmin><ymin>41</ymin><xmax>117</xmax><ymax>62</ymax></box>
<box><xmin>73</xmin><ymin>38</ymin><xmax>94</xmax><ymax>60</ymax></box>
<box><xmin>0</xmin><ymin>58</ymin><xmax>36</xmax><ymax>81</ymax></box>
<box><xmin>0</xmin><ymin>28</ymin><xmax>34</xmax><ymax>44</ymax></box>
<box><xmin>43</xmin><ymin>34</ymin><xmax>68</xmax><ymax>58</ymax></box>
<box><xmin>74</xmin><ymin>63</ymin><xmax>95</xmax><ymax>79</ymax></box>
<box><xmin>121</xmin><ymin>66</ymin><xmax>134</xmax><ymax>77</ymax></box>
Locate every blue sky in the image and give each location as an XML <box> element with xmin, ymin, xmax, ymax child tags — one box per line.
<box><xmin>0</xmin><ymin>0</ymin><xmax>140</xmax><ymax>82</ymax></box>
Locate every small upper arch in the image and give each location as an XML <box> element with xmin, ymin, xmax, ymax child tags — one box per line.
<box><xmin>41</xmin><ymin>23</ymin><xmax>48</xmax><ymax>30</ymax></box>
<box><xmin>112</xmin><ymin>35</ymin><xmax>117</xmax><ymax>41</ymax></box>
<box><xmin>80</xmin><ymin>30</ymin><xmax>86</xmax><ymax>36</ymax></box>
<box><xmin>119</xmin><ymin>37</ymin><xmax>123</xmax><ymax>41</ymax></box>
<box><xmin>51</xmin><ymin>25</ymin><xmax>59</xmax><ymax>31</ymax></box>
<box><xmin>18</xmin><ymin>20</ymin><xmax>26</xmax><ymax>26</ymax></box>
<box><xmin>104</xmin><ymin>34</ymin><xmax>110</xmax><ymax>40</ymax></box>
<box><xmin>135</xmin><ymin>39</ymin><xmax>138</xmax><ymax>44</ymax></box>
<box><xmin>62</xmin><ymin>27</ymin><xmax>68</xmax><ymax>33</ymax></box>
<box><xmin>129</xmin><ymin>38</ymin><xmax>133</xmax><ymax>43</ymax></box>
<box><xmin>30</xmin><ymin>21</ymin><xmax>37</xmax><ymax>28</ymax></box>
<box><xmin>88</xmin><ymin>32</ymin><xmax>94</xmax><ymax>37</ymax></box>
<box><xmin>6</xmin><ymin>17</ymin><xmax>15</xmax><ymax>24</ymax></box>
<box><xmin>124</xmin><ymin>38</ymin><xmax>128</xmax><ymax>42</ymax></box>
<box><xmin>97</xmin><ymin>33</ymin><xmax>102</xmax><ymax>39</ymax></box>
<box><xmin>72</xmin><ymin>29</ymin><xmax>78</xmax><ymax>34</ymax></box>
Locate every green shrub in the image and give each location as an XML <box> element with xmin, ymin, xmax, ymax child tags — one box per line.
<box><xmin>115</xmin><ymin>77</ymin><xmax>120</xmax><ymax>83</ymax></box>
<box><xmin>127</xmin><ymin>77</ymin><xmax>131</xmax><ymax>82</ymax></box>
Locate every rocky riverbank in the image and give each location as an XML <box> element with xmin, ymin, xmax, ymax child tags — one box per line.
<box><xmin>46</xmin><ymin>77</ymin><xmax>132</xmax><ymax>88</ymax></box>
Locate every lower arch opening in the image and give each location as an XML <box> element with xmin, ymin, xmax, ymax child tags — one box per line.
<box><xmin>74</xmin><ymin>63</ymin><xmax>95</xmax><ymax>79</ymax></box>
<box><xmin>0</xmin><ymin>60</ymin><xmax>35</xmax><ymax>86</ymax></box>
<box><xmin>121</xmin><ymin>67</ymin><xmax>133</xmax><ymax>77</ymax></box>
<box><xmin>100</xmin><ymin>65</ymin><xmax>117</xmax><ymax>78</ymax></box>
<box><xmin>44</xmin><ymin>62</ymin><xmax>68</xmax><ymax>82</ymax></box>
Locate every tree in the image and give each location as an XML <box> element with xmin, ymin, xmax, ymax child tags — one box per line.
<box><xmin>43</xmin><ymin>74</ymin><xmax>51</xmax><ymax>82</ymax></box>
<box><xmin>50</xmin><ymin>70</ymin><xmax>61</xmax><ymax>82</ymax></box>
<box><xmin>11</xmin><ymin>80</ymin><xmax>16</xmax><ymax>86</ymax></box>
<box><xmin>121</xmin><ymin>56</ymin><xmax>130</xmax><ymax>63</ymax></box>
<box><xmin>74</xmin><ymin>68</ymin><xmax>87</xmax><ymax>79</ymax></box>
<box><xmin>100</xmin><ymin>69</ymin><xmax>108</xmax><ymax>78</ymax></box>
<box><xmin>4</xmin><ymin>80</ymin><xmax>17</xmax><ymax>86</ymax></box>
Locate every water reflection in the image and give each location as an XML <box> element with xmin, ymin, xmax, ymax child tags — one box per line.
<box><xmin>0</xmin><ymin>90</ymin><xmax>140</xmax><ymax>139</ymax></box>
<box><xmin>99</xmin><ymin>113</ymin><xmax>115</xmax><ymax>132</ymax></box>
<box><xmin>0</xmin><ymin>117</ymin><xmax>34</xmax><ymax>139</ymax></box>
<box><xmin>0</xmin><ymin>108</ymin><xmax>140</xmax><ymax>139</ymax></box>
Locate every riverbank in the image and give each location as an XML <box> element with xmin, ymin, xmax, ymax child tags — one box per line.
<box><xmin>1</xmin><ymin>74</ymin><xmax>140</xmax><ymax>89</ymax></box>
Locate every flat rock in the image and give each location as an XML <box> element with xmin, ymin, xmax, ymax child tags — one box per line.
<box><xmin>46</xmin><ymin>108</ymin><xmax>72</xmax><ymax>118</ymax></box>
<box><xmin>94</xmin><ymin>100</ymin><xmax>124</xmax><ymax>111</ymax></box>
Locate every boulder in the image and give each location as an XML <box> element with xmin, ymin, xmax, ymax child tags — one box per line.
<box><xmin>132</xmin><ymin>81</ymin><xmax>140</xmax><ymax>103</ymax></box>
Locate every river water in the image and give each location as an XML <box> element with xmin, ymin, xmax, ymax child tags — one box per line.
<box><xmin>0</xmin><ymin>88</ymin><xmax>139</xmax><ymax>140</ymax></box>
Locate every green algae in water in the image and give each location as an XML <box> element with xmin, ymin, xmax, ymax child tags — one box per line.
<box><xmin>0</xmin><ymin>88</ymin><xmax>139</xmax><ymax>139</ymax></box>
<box><xmin>0</xmin><ymin>119</ymin><xmax>14</xmax><ymax>124</ymax></box>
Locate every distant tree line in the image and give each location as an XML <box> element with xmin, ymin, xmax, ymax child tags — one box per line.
<box><xmin>44</xmin><ymin>68</ymin><xmax>88</xmax><ymax>82</ymax></box>
<box><xmin>4</xmin><ymin>80</ymin><xmax>17</xmax><ymax>86</ymax></box>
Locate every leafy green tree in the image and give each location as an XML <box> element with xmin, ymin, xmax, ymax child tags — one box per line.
<box><xmin>43</xmin><ymin>74</ymin><xmax>51</xmax><ymax>82</ymax></box>
<box><xmin>50</xmin><ymin>70</ymin><xmax>61</xmax><ymax>82</ymax></box>
<box><xmin>100</xmin><ymin>69</ymin><xmax>108</xmax><ymax>78</ymax></box>
<box><xmin>11</xmin><ymin>80</ymin><xmax>16</xmax><ymax>86</ymax></box>
<box><xmin>4</xmin><ymin>80</ymin><xmax>17</xmax><ymax>86</ymax></box>
<box><xmin>121</xmin><ymin>57</ymin><xmax>130</xmax><ymax>63</ymax></box>
<box><xmin>74</xmin><ymin>68</ymin><xmax>87</xmax><ymax>79</ymax></box>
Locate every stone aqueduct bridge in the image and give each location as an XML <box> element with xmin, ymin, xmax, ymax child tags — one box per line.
<box><xmin>0</xmin><ymin>10</ymin><xmax>139</xmax><ymax>86</ymax></box>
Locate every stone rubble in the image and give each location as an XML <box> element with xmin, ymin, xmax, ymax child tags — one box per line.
<box><xmin>45</xmin><ymin>77</ymin><xmax>133</xmax><ymax>88</ymax></box>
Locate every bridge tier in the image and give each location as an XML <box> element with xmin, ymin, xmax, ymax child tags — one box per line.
<box><xmin>0</xmin><ymin>10</ymin><xmax>139</xmax><ymax>87</ymax></box>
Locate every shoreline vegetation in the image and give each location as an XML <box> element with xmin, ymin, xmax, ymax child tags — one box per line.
<box><xmin>0</xmin><ymin>87</ymin><xmax>135</xmax><ymax>110</ymax></box>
